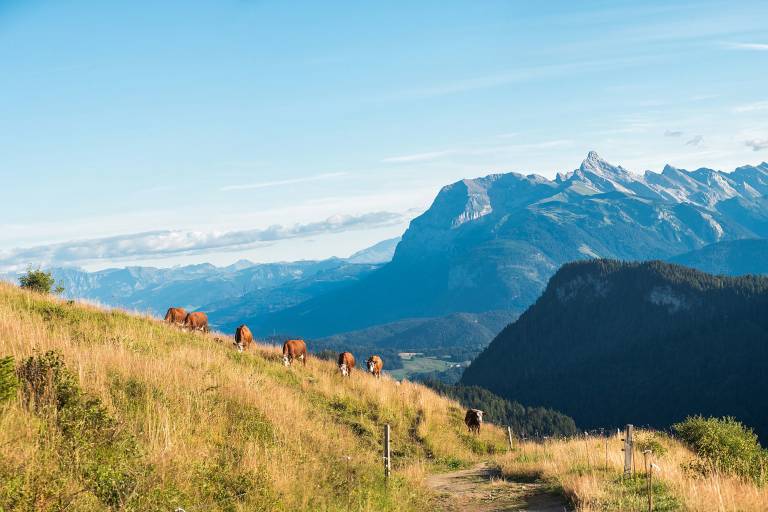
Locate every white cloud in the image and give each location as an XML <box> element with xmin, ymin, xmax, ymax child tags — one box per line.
<box><xmin>724</xmin><ymin>42</ymin><xmax>768</xmax><ymax>51</ymax></box>
<box><xmin>0</xmin><ymin>211</ymin><xmax>405</xmax><ymax>271</ymax></box>
<box><xmin>733</xmin><ymin>100</ymin><xmax>768</xmax><ymax>113</ymax></box>
<box><xmin>664</xmin><ymin>130</ymin><xmax>683</xmax><ymax>137</ymax></box>
<box><xmin>745</xmin><ymin>139</ymin><xmax>768</xmax><ymax>152</ymax></box>
<box><xmin>685</xmin><ymin>135</ymin><xmax>703</xmax><ymax>146</ymax></box>
<box><xmin>381</xmin><ymin>150</ymin><xmax>456</xmax><ymax>163</ymax></box>
<box><xmin>220</xmin><ymin>172</ymin><xmax>347</xmax><ymax>191</ymax></box>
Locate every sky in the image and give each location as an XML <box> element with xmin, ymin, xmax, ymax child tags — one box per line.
<box><xmin>1</xmin><ymin>0</ymin><xmax>767</xmax><ymax>271</ymax></box>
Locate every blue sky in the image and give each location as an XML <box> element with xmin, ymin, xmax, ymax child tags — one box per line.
<box><xmin>1</xmin><ymin>0</ymin><xmax>767</xmax><ymax>270</ymax></box>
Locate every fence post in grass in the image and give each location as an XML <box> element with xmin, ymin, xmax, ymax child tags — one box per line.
<box><xmin>384</xmin><ymin>424</ymin><xmax>391</xmax><ymax>479</ymax></box>
<box><xmin>622</xmin><ymin>424</ymin><xmax>634</xmax><ymax>478</ymax></box>
<box><xmin>507</xmin><ymin>426</ymin><xmax>514</xmax><ymax>452</ymax></box>
<box><xmin>646</xmin><ymin>453</ymin><xmax>654</xmax><ymax>512</ymax></box>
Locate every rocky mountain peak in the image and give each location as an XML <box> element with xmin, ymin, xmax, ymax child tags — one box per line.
<box><xmin>579</xmin><ymin>151</ymin><xmax>626</xmax><ymax>177</ymax></box>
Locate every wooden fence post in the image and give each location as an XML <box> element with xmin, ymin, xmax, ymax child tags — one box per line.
<box><xmin>647</xmin><ymin>454</ymin><xmax>654</xmax><ymax>512</ymax></box>
<box><xmin>384</xmin><ymin>424</ymin><xmax>391</xmax><ymax>479</ymax></box>
<box><xmin>507</xmin><ymin>426</ymin><xmax>514</xmax><ymax>452</ymax></box>
<box><xmin>622</xmin><ymin>424</ymin><xmax>634</xmax><ymax>478</ymax></box>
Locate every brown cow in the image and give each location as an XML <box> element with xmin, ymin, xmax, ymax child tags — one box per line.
<box><xmin>282</xmin><ymin>339</ymin><xmax>307</xmax><ymax>367</ymax></box>
<box><xmin>164</xmin><ymin>307</ymin><xmax>186</xmax><ymax>326</ymax></box>
<box><xmin>183</xmin><ymin>311</ymin><xmax>209</xmax><ymax>333</ymax></box>
<box><xmin>366</xmin><ymin>355</ymin><xmax>383</xmax><ymax>378</ymax></box>
<box><xmin>234</xmin><ymin>324</ymin><xmax>253</xmax><ymax>352</ymax></box>
<box><xmin>338</xmin><ymin>352</ymin><xmax>355</xmax><ymax>377</ymax></box>
<box><xmin>465</xmin><ymin>409</ymin><xmax>484</xmax><ymax>434</ymax></box>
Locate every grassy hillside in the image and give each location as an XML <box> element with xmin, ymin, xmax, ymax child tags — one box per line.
<box><xmin>0</xmin><ymin>282</ymin><xmax>507</xmax><ymax>511</ymax></box>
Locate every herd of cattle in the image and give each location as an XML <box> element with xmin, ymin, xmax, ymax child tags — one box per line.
<box><xmin>164</xmin><ymin>306</ymin><xmax>483</xmax><ymax>433</ymax></box>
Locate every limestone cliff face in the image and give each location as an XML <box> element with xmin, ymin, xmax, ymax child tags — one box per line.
<box><xmin>257</xmin><ymin>153</ymin><xmax>768</xmax><ymax>338</ymax></box>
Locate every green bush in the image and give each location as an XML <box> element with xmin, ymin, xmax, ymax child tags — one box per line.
<box><xmin>15</xmin><ymin>351</ymin><xmax>149</xmax><ymax>507</ymax></box>
<box><xmin>18</xmin><ymin>269</ymin><xmax>63</xmax><ymax>295</ymax></box>
<box><xmin>635</xmin><ymin>431</ymin><xmax>668</xmax><ymax>458</ymax></box>
<box><xmin>0</xmin><ymin>356</ymin><xmax>18</xmax><ymax>406</ymax></box>
<box><xmin>673</xmin><ymin>416</ymin><xmax>766</xmax><ymax>483</ymax></box>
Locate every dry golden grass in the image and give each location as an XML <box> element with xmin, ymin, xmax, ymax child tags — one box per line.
<box><xmin>495</xmin><ymin>431</ymin><xmax>768</xmax><ymax>511</ymax></box>
<box><xmin>0</xmin><ymin>282</ymin><xmax>507</xmax><ymax>511</ymax></box>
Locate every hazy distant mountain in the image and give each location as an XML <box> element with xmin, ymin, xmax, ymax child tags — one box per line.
<box><xmin>461</xmin><ymin>259</ymin><xmax>768</xmax><ymax>441</ymax></box>
<box><xmin>347</xmin><ymin>237</ymin><xmax>401</xmax><ymax>264</ymax></box>
<box><xmin>47</xmin><ymin>259</ymin><xmax>357</xmax><ymax>316</ymax></box>
<box><xmin>0</xmin><ymin>236</ymin><xmax>401</xmax><ymax>321</ymax></box>
<box><xmin>204</xmin><ymin>261</ymin><xmax>380</xmax><ymax>331</ymax></box>
<box><xmin>255</xmin><ymin>153</ymin><xmax>768</xmax><ymax>337</ymax></box>
<box><xmin>669</xmin><ymin>238</ymin><xmax>768</xmax><ymax>276</ymax></box>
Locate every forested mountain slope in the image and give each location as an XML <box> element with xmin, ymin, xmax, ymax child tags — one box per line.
<box><xmin>461</xmin><ymin>259</ymin><xmax>768</xmax><ymax>441</ymax></box>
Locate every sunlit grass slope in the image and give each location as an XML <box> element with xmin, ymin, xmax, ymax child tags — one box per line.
<box><xmin>497</xmin><ymin>431</ymin><xmax>768</xmax><ymax>511</ymax></box>
<box><xmin>0</xmin><ymin>282</ymin><xmax>507</xmax><ymax>511</ymax></box>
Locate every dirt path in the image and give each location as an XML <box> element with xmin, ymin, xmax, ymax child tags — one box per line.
<box><xmin>426</xmin><ymin>463</ymin><xmax>570</xmax><ymax>512</ymax></box>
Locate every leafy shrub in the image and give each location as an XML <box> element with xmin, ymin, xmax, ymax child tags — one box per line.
<box><xmin>635</xmin><ymin>430</ymin><xmax>668</xmax><ymax>457</ymax></box>
<box><xmin>0</xmin><ymin>356</ymin><xmax>18</xmax><ymax>405</ymax></box>
<box><xmin>673</xmin><ymin>416</ymin><xmax>766</xmax><ymax>483</ymax></box>
<box><xmin>18</xmin><ymin>269</ymin><xmax>64</xmax><ymax>294</ymax></box>
<box><xmin>16</xmin><ymin>351</ymin><xmax>149</xmax><ymax>507</ymax></box>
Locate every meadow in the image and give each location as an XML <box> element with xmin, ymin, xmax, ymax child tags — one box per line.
<box><xmin>0</xmin><ymin>282</ymin><xmax>505</xmax><ymax>511</ymax></box>
<box><xmin>1</xmin><ymin>281</ymin><xmax>767</xmax><ymax>511</ymax></box>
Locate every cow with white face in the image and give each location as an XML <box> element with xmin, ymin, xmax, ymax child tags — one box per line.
<box><xmin>282</xmin><ymin>339</ymin><xmax>307</xmax><ymax>367</ymax></box>
<box><xmin>465</xmin><ymin>409</ymin><xmax>484</xmax><ymax>434</ymax></box>
<box><xmin>366</xmin><ymin>355</ymin><xmax>383</xmax><ymax>378</ymax></box>
<box><xmin>234</xmin><ymin>324</ymin><xmax>253</xmax><ymax>353</ymax></box>
<box><xmin>338</xmin><ymin>351</ymin><xmax>355</xmax><ymax>377</ymax></box>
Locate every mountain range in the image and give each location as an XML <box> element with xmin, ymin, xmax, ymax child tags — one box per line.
<box><xmin>461</xmin><ymin>259</ymin><xmax>768</xmax><ymax>441</ymax></box>
<box><xmin>253</xmin><ymin>152</ymin><xmax>768</xmax><ymax>337</ymax></box>
<box><xmin>6</xmin><ymin>153</ymin><xmax>768</xmax><ymax>370</ymax></box>
<box><xmin>0</xmin><ymin>237</ymin><xmax>401</xmax><ymax>319</ymax></box>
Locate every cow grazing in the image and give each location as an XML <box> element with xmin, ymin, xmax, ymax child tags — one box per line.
<box><xmin>183</xmin><ymin>311</ymin><xmax>209</xmax><ymax>333</ymax></box>
<box><xmin>282</xmin><ymin>339</ymin><xmax>307</xmax><ymax>367</ymax></box>
<box><xmin>164</xmin><ymin>307</ymin><xmax>186</xmax><ymax>326</ymax></box>
<box><xmin>338</xmin><ymin>352</ymin><xmax>355</xmax><ymax>377</ymax></box>
<box><xmin>465</xmin><ymin>409</ymin><xmax>484</xmax><ymax>434</ymax></box>
<box><xmin>234</xmin><ymin>324</ymin><xmax>253</xmax><ymax>352</ymax></box>
<box><xmin>366</xmin><ymin>355</ymin><xmax>383</xmax><ymax>378</ymax></box>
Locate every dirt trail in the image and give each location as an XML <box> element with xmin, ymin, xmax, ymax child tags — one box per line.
<box><xmin>426</xmin><ymin>463</ymin><xmax>570</xmax><ymax>512</ymax></box>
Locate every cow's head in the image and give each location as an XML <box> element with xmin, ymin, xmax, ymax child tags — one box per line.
<box><xmin>233</xmin><ymin>340</ymin><xmax>244</xmax><ymax>353</ymax></box>
<box><xmin>283</xmin><ymin>355</ymin><xmax>291</xmax><ymax>367</ymax></box>
<box><xmin>476</xmin><ymin>410</ymin><xmax>484</xmax><ymax>422</ymax></box>
<box><xmin>367</xmin><ymin>360</ymin><xmax>376</xmax><ymax>373</ymax></box>
<box><xmin>339</xmin><ymin>363</ymin><xmax>349</xmax><ymax>376</ymax></box>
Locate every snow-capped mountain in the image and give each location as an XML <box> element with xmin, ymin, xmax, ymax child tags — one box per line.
<box><xmin>255</xmin><ymin>152</ymin><xmax>768</xmax><ymax>338</ymax></box>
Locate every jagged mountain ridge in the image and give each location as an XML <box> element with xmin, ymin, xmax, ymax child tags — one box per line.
<box><xmin>255</xmin><ymin>153</ymin><xmax>768</xmax><ymax>337</ymax></box>
<box><xmin>460</xmin><ymin>259</ymin><xmax>768</xmax><ymax>440</ymax></box>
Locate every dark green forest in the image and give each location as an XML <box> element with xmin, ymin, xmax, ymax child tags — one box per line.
<box><xmin>462</xmin><ymin>259</ymin><xmax>768</xmax><ymax>442</ymax></box>
<box><xmin>420</xmin><ymin>378</ymin><xmax>578</xmax><ymax>438</ymax></box>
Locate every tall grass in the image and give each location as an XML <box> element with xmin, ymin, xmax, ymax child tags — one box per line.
<box><xmin>495</xmin><ymin>431</ymin><xmax>768</xmax><ymax>511</ymax></box>
<box><xmin>0</xmin><ymin>282</ymin><xmax>505</xmax><ymax>511</ymax></box>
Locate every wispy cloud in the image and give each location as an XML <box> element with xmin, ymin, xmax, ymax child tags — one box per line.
<box><xmin>220</xmin><ymin>172</ymin><xmax>347</xmax><ymax>192</ymax></box>
<box><xmin>685</xmin><ymin>135</ymin><xmax>703</xmax><ymax>146</ymax></box>
<box><xmin>384</xmin><ymin>56</ymin><xmax>658</xmax><ymax>101</ymax></box>
<box><xmin>664</xmin><ymin>130</ymin><xmax>683</xmax><ymax>137</ymax></box>
<box><xmin>0</xmin><ymin>211</ymin><xmax>405</xmax><ymax>271</ymax></box>
<box><xmin>381</xmin><ymin>150</ymin><xmax>456</xmax><ymax>163</ymax></box>
<box><xmin>733</xmin><ymin>100</ymin><xmax>768</xmax><ymax>113</ymax></box>
<box><xmin>724</xmin><ymin>42</ymin><xmax>768</xmax><ymax>51</ymax></box>
<box><xmin>382</xmin><ymin>139</ymin><xmax>574</xmax><ymax>165</ymax></box>
<box><xmin>745</xmin><ymin>139</ymin><xmax>768</xmax><ymax>152</ymax></box>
